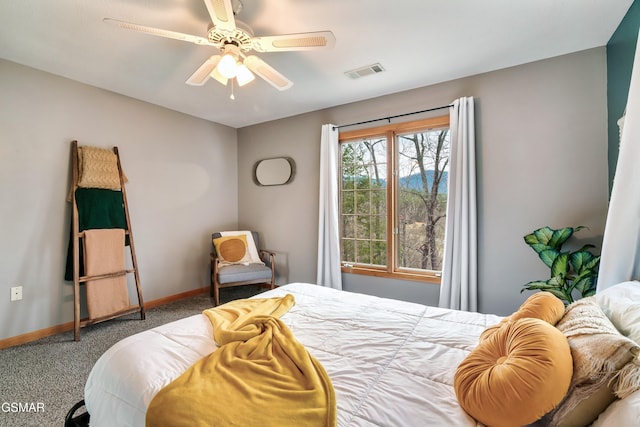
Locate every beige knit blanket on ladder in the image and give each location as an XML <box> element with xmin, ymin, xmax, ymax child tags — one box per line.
<box><xmin>83</xmin><ymin>229</ymin><xmax>130</xmax><ymax>319</ymax></box>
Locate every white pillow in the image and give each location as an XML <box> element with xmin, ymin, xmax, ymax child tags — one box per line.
<box><xmin>591</xmin><ymin>390</ymin><xmax>640</xmax><ymax>427</ymax></box>
<box><xmin>596</xmin><ymin>281</ymin><xmax>640</xmax><ymax>343</ymax></box>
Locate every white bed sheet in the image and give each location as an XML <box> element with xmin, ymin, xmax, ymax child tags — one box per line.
<box><xmin>85</xmin><ymin>282</ymin><xmax>503</xmax><ymax>426</ymax></box>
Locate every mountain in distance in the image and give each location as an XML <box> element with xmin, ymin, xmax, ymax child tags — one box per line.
<box><xmin>345</xmin><ymin>170</ymin><xmax>448</xmax><ymax>193</ymax></box>
<box><xmin>399</xmin><ymin>171</ymin><xmax>448</xmax><ymax>193</ymax></box>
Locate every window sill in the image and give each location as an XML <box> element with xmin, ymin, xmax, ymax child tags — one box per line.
<box><xmin>341</xmin><ymin>266</ymin><xmax>441</xmax><ymax>284</ymax></box>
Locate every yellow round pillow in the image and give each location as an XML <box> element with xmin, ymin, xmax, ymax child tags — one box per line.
<box><xmin>480</xmin><ymin>291</ymin><xmax>565</xmax><ymax>341</ymax></box>
<box><xmin>511</xmin><ymin>291</ymin><xmax>565</xmax><ymax>324</ymax></box>
<box><xmin>455</xmin><ymin>318</ymin><xmax>573</xmax><ymax>427</ymax></box>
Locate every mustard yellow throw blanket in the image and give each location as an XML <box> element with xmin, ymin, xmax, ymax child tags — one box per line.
<box><xmin>146</xmin><ymin>295</ymin><xmax>336</xmax><ymax>427</ymax></box>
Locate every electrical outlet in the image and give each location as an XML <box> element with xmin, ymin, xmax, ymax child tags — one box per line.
<box><xmin>10</xmin><ymin>286</ymin><xmax>22</xmax><ymax>301</ymax></box>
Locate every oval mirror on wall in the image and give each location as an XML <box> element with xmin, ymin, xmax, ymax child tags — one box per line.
<box><xmin>253</xmin><ymin>157</ymin><xmax>295</xmax><ymax>186</ymax></box>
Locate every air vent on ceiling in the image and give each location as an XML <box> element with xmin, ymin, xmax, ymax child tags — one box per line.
<box><xmin>344</xmin><ymin>63</ymin><xmax>385</xmax><ymax>79</ymax></box>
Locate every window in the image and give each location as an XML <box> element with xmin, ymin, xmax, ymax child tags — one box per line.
<box><xmin>339</xmin><ymin>116</ymin><xmax>450</xmax><ymax>283</ymax></box>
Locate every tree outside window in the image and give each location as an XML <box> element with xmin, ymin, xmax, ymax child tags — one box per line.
<box><xmin>339</xmin><ymin>116</ymin><xmax>450</xmax><ymax>283</ymax></box>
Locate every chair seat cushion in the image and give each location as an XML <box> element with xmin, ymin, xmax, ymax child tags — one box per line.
<box><xmin>218</xmin><ymin>263</ymin><xmax>272</xmax><ymax>284</ymax></box>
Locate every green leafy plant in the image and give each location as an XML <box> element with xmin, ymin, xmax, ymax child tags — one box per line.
<box><xmin>522</xmin><ymin>226</ymin><xmax>600</xmax><ymax>305</ymax></box>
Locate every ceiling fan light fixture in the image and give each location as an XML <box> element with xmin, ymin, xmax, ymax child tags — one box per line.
<box><xmin>217</xmin><ymin>53</ymin><xmax>238</xmax><ymax>78</ymax></box>
<box><xmin>235</xmin><ymin>63</ymin><xmax>255</xmax><ymax>86</ymax></box>
<box><xmin>210</xmin><ymin>67</ymin><xmax>229</xmax><ymax>85</ymax></box>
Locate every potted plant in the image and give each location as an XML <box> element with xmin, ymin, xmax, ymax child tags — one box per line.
<box><xmin>522</xmin><ymin>226</ymin><xmax>600</xmax><ymax>305</ymax></box>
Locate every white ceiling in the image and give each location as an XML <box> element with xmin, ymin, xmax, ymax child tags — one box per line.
<box><xmin>0</xmin><ymin>0</ymin><xmax>633</xmax><ymax>128</ymax></box>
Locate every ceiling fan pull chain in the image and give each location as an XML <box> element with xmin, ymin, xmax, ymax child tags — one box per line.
<box><xmin>230</xmin><ymin>79</ymin><xmax>235</xmax><ymax>100</ymax></box>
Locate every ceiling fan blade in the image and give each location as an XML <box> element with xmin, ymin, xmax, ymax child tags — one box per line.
<box><xmin>103</xmin><ymin>18</ymin><xmax>212</xmax><ymax>46</ymax></box>
<box><xmin>244</xmin><ymin>55</ymin><xmax>293</xmax><ymax>91</ymax></box>
<box><xmin>202</xmin><ymin>0</ymin><xmax>236</xmax><ymax>32</ymax></box>
<box><xmin>252</xmin><ymin>31</ymin><xmax>336</xmax><ymax>52</ymax></box>
<box><xmin>186</xmin><ymin>55</ymin><xmax>222</xmax><ymax>86</ymax></box>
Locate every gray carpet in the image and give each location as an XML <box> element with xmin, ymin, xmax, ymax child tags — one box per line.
<box><xmin>0</xmin><ymin>285</ymin><xmax>267</xmax><ymax>427</ymax></box>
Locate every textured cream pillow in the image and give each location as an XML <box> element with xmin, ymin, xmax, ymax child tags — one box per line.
<box><xmin>544</xmin><ymin>297</ymin><xmax>640</xmax><ymax>427</ymax></box>
<box><xmin>455</xmin><ymin>318</ymin><xmax>573</xmax><ymax>427</ymax></box>
<box><xmin>77</xmin><ymin>146</ymin><xmax>122</xmax><ymax>190</ymax></box>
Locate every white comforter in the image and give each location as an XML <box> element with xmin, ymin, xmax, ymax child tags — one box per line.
<box><xmin>85</xmin><ymin>282</ymin><xmax>502</xmax><ymax>426</ymax></box>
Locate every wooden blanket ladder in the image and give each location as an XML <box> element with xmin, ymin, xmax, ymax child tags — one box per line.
<box><xmin>70</xmin><ymin>140</ymin><xmax>145</xmax><ymax>341</ymax></box>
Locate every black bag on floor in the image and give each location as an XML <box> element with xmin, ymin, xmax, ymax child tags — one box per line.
<box><xmin>65</xmin><ymin>400</ymin><xmax>90</xmax><ymax>427</ymax></box>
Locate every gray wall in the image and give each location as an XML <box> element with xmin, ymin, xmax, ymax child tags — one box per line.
<box><xmin>0</xmin><ymin>46</ymin><xmax>610</xmax><ymax>340</ymax></box>
<box><xmin>0</xmin><ymin>59</ymin><xmax>238</xmax><ymax>340</ymax></box>
<box><xmin>238</xmin><ymin>47</ymin><xmax>609</xmax><ymax>315</ymax></box>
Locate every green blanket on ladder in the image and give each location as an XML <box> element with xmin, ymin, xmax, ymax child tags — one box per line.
<box><xmin>64</xmin><ymin>187</ymin><xmax>128</xmax><ymax>281</ymax></box>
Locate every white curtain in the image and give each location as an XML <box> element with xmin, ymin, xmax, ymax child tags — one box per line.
<box><xmin>317</xmin><ymin>124</ymin><xmax>343</xmax><ymax>289</ymax></box>
<box><xmin>597</xmin><ymin>30</ymin><xmax>640</xmax><ymax>292</ymax></box>
<box><xmin>439</xmin><ymin>97</ymin><xmax>478</xmax><ymax>311</ymax></box>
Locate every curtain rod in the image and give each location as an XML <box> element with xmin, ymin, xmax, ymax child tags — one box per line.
<box><xmin>333</xmin><ymin>104</ymin><xmax>453</xmax><ymax>130</ymax></box>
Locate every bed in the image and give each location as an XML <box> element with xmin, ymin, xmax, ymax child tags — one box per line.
<box><xmin>84</xmin><ymin>282</ymin><xmax>640</xmax><ymax>426</ymax></box>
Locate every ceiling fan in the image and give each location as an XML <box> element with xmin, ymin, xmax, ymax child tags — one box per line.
<box><xmin>104</xmin><ymin>0</ymin><xmax>335</xmax><ymax>96</ymax></box>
